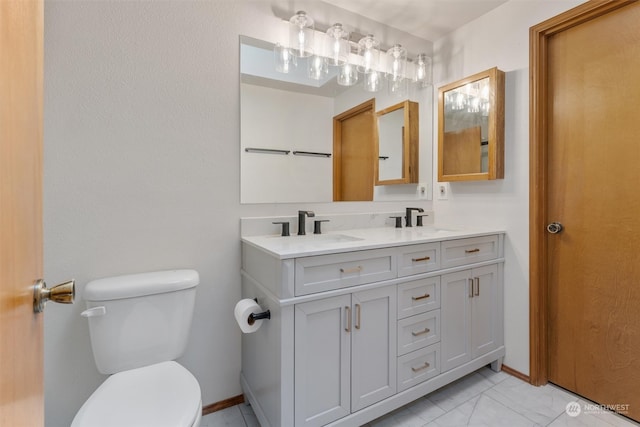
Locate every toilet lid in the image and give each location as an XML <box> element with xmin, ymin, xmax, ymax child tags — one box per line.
<box><xmin>71</xmin><ymin>361</ymin><xmax>201</xmax><ymax>427</ymax></box>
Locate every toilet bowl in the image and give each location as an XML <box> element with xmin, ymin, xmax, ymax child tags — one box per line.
<box><xmin>72</xmin><ymin>270</ymin><xmax>201</xmax><ymax>427</ymax></box>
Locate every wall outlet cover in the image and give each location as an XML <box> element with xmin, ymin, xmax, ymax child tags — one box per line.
<box><xmin>437</xmin><ymin>182</ymin><xmax>449</xmax><ymax>200</ymax></box>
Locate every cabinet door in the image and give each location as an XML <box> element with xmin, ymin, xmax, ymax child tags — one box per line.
<box><xmin>471</xmin><ymin>264</ymin><xmax>499</xmax><ymax>358</ymax></box>
<box><xmin>441</xmin><ymin>270</ymin><xmax>472</xmax><ymax>372</ymax></box>
<box><xmin>295</xmin><ymin>295</ymin><xmax>351</xmax><ymax>427</ymax></box>
<box><xmin>351</xmin><ymin>287</ymin><xmax>397</xmax><ymax>411</ymax></box>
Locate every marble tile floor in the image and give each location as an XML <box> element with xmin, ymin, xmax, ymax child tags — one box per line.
<box><xmin>200</xmin><ymin>367</ymin><xmax>639</xmax><ymax>427</ymax></box>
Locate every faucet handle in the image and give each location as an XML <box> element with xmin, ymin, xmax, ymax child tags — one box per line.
<box><xmin>389</xmin><ymin>216</ymin><xmax>403</xmax><ymax>228</ymax></box>
<box><xmin>313</xmin><ymin>219</ymin><xmax>330</xmax><ymax>235</ymax></box>
<box><xmin>416</xmin><ymin>214</ymin><xmax>429</xmax><ymax>227</ymax></box>
<box><xmin>272</xmin><ymin>221</ymin><xmax>290</xmax><ymax>237</ymax></box>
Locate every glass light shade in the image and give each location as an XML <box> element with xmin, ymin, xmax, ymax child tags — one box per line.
<box><xmin>356</xmin><ymin>34</ymin><xmax>380</xmax><ymax>73</ymax></box>
<box><xmin>308</xmin><ymin>55</ymin><xmax>328</xmax><ymax>80</ymax></box>
<box><xmin>364</xmin><ymin>70</ymin><xmax>382</xmax><ymax>92</ymax></box>
<box><xmin>337</xmin><ymin>63</ymin><xmax>358</xmax><ymax>86</ymax></box>
<box><xmin>414</xmin><ymin>53</ymin><xmax>432</xmax><ymax>87</ymax></box>
<box><xmin>386</xmin><ymin>44</ymin><xmax>407</xmax><ymax>82</ymax></box>
<box><xmin>325</xmin><ymin>23</ymin><xmax>350</xmax><ymax>66</ymax></box>
<box><xmin>388</xmin><ymin>76</ymin><xmax>408</xmax><ymax>98</ymax></box>
<box><xmin>289</xmin><ymin>11</ymin><xmax>314</xmax><ymax>58</ymax></box>
<box><xmin>274</xmin><ymin>43</ymin><xmax>296</xmax><ymax>73</ymax></box>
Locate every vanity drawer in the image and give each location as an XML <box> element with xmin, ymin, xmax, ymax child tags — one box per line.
<box><xmin>397</xmin><ymin>310</ymin><xmax>440</xmax><ymax>356</ymax></box>
<box><xmin>397</xmin><ymin>277</ymin><xmax>440</xmax><ymax>319</ymax></box>
<box><xmin>397</xmin><ymin>343</ymin><xmax>440</xmax><ymax>392</ymax></box>
<box><xmin>294</xmin><ymin>248</ymin><xmax>397</xmax><ymax>296</ymax></box>
<box><xmin>397</xmin><ymin>243</ymin><xmax>440</xmax><ymax>277</ymax></box>
<box><xmin>441</xmin><ymin>235</ymin><xmax>499</xmax><ymax>268</ymax></box>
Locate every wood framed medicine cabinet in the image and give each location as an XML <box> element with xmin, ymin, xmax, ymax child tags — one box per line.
<box><xmin>374</xmin><ymin>100</ymin><xmax>419</xmax><ymax>185</ymax></box>
<box><xmin>438</xmin><ymin>67</ymin><xmax>504</xmax><ymax>182</ymax></box>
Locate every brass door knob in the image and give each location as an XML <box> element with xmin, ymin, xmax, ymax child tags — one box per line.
<box><xmin>33</xmin><ymin>279</ymin><xmax>75</xmax><ymax>313</ymax></box>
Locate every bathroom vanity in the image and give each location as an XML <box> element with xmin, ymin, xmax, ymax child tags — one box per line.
<box><xmin>240</xmin><ymin>225</ymin><xmax>505</xmax><ymax>427</ymax></box>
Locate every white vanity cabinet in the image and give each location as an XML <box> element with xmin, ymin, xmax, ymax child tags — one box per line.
<box><xmin>240</xmin><ymin>231</ymin><xmax>505</xmax><ymax>427</ymax></box>
<box><xmin>294</xmin><ymin>287</ymin><xmax>396</xmax><ymax>427</ymax></box>
<box><xmin>440</xmin><ymin>264</ymin><xmax>501</xmax><ymax>372</ymax></box>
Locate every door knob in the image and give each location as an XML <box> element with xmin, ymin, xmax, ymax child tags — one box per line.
<box><xmin>546</xmin><ymin>222</ymin><xmax>564</xmax><ymax>234</ymax></box>
<box><xmin>33</xmin><ymin>279</ymin><xmax>75</xmax><ymax>313</ymax></box>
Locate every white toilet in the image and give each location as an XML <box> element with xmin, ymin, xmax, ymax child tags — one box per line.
<box><xmin>72</xmin><ymin>270</ymin><xmax>202</xmax><ymax>427</ymax></box>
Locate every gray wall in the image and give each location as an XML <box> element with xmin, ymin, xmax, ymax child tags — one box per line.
<box><xmin>43</xmin><ymin>1</ymin><xmax>431</xmax><ymax>425</ymax></box>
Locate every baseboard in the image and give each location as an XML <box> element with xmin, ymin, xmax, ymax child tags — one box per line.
<box><xmin>501</xmin><ymin>364</ymin><xmax>530</xmax><ymax>383</ymax></box>
<box><xmin>202</xmin><ymin>394</ymin><xmax>245</xmax><ymax>416</ymax></box>
<box><xmin>204</xmin><ymin>364</ymin><xmax>528</xmax><ymax>417</ymax></box>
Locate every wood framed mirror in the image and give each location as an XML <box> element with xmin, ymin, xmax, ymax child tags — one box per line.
<box><xmin>374</xmin><ymin>100</ymin><xmax>419</xmax><ymax>185</ymax></box>
<box><xmin>438</xmin><ymin>67</ymin><xmax>504</xmax><ymax>181</ymax></box>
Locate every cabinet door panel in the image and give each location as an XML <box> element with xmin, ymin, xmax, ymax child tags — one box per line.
<box><xmin>295</xmin><ymin>295</ymin><xmax>351</xmax><ymax>427</ymax></box>
<box><xmin>441</xmin><ymin>270</ymin><xmax>472</xmax><ymax>372</ymax></box>
<box><xmin>471</xmin><ymin>264</ymin><xmax>499</xmax><ymax>358</ymax></box>
<box><xmin>351</xmin><ymin>287</ymin><xmax>397</xmax><ymax>411</ymax></box>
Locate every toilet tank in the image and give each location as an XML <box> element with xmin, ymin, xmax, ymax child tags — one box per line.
<box><xmin>82</xmin><ymin>270</ymin><xmax>199</xmax><ymax>375</ymax></box>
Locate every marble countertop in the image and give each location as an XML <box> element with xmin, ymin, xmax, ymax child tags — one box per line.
<box><xmin>241</xmin><ymin>225</ymin><xmax>505</xmax><ymax>259</ymax></box>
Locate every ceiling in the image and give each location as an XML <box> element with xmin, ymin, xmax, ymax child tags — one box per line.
<box><xmin>320</xmin><ymin>0</ymin><xmax>508</xmax><ymax>42</ymax></box>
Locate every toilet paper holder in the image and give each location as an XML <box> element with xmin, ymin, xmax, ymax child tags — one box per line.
<box><xmin>248</xmin><ymin>298</ymin><xmax>271</xmax><ymax>325</ymax></box>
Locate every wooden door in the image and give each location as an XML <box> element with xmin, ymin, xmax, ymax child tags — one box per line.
<box><xmin>294</xmin><ymin>295</ymin><xmax>351</xmax><ymax>427</ymax></box>
<box><xmin>333</xmin><ymin>99</ymin><xmax>375</xmax><ymax>201</ymax></box>
<box><xmin>0</xmin><ymin>0</ymin><xmax>45</xmax><ymax>425</ymax></box>
<box><xmin>531</xmin><ymin>1</ymin><xmax>640</xmax><ymax>421</ymax></box>
<box><xmin>351</xmin><ymin>286</ymin><xmax>396</xmax><ymax>412</ymax></box>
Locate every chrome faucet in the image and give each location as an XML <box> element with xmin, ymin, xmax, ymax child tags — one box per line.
<box><xmin>298</xmin><ymin>210</ymin><xmax>315</xmax><ymax>235</ymax></box>
<box><xmin>405</xmin><ymin>207</ymin><xmax>424</xmax><ymax>227</ymax></box>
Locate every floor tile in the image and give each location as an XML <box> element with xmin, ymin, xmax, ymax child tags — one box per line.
<box><xmin>427</xmin><ymin>372</ymin><xmax>494</xmax><ymax>412</ymax></box>
<box><xmin>476</xmin><ymin>366</ymin><xmax>510</xmax><ymax>385</ymax></box>
<box><xmin>431</xmin><ymin>394</ymin><xmax>537</xmax><ymax>427</ymax></box>
<box><xmin>484</xmin><ymin>377</ymin><xmax>578</xmax><ymax>425</ymax></box>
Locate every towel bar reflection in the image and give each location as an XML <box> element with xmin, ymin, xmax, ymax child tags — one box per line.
<box><xmin>292</xmin><ymin>151</ymin><xmax>331</xmax><ymax>158</ymax></box>
<box><xmin>245</xmin><ymin>148</ymin><xmax>290</xmax><ymax>155</ymax></box>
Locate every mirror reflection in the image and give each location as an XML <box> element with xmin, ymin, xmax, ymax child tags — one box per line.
<box><xmin>438</xmin><ymin>67</ymin><xmax>504</xmax><ymax>182</ymax></box>
<box><xmin>240</xmin><ymin>36</ymin><xmax>433</xmax><ymax>204</ymax></box>
<box><xmin>375</xmin><ymin>100</ymin><xmax>419</xmax><ymax>185</ymax></box>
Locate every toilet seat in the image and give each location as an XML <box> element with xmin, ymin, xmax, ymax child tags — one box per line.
<box><xmin>71</xmin><ymin>361</ymin><xmax>201</xmax><ymax>427</ymax></box>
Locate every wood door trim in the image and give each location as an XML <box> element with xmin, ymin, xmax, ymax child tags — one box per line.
<box><xmin>529</xmin><ymin>0</ymin><xmax>636</xmax><ymax>386</ymax></box>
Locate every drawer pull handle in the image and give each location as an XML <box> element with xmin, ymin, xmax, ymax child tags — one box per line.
<box><xmin>340</xmin><ymin>266</ymin><xmax>363</xmax><ymax>274</ymax></box>
<box><xmin>474</xmin><ymin>277</ymin><xmax>480</xmax><ymax>296</ymax></box>
<box><xmin>469</xmin><ymin>278</ymin><xmax>474</xmax><ymax>298</ymax></box>
<box><xmin>411</xmin><ymin>294</ymin><xmax>430</xmax><ymax>301</ymax></box>
<box><xmin>411</xmin><ymin>327</ymin><xmax>431</xmax><ymax>336</ymax></box>
<box><xmin>465</xmin><ymin>248</ymin><xmax>480</xmax><ymax>254</ymax></box>
<box><xmin>355</xmin><ymin>303</ymin><xmax>361</xmax><ymax>330</ymax></box>
<box><xmin>411</xmin><ymin>256</ymin><xmax>431</xmax><ymax>262</ymax></box>
<box><xmin>345</xmin><ymin>306</ymin><xmax>351</xmax><ymax>332</ymax></box>
<box><xmin>411</xmin><ymin>362</ymin><xmax>430</xmax><ymax>372</ymax></box>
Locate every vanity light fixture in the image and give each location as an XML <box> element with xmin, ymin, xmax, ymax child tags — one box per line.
<box><xmin>414</xmin><ymin>53</ymin><xmax>432</xmax><ymax>88</ymax></box>
<box><xmin>276</xmin><ymin>11</ymin><xmax>432</xmax><ymax>94</ymax></box>
<box><xmin>326</xmin><ymin>23</ymin><xmax>350</xmax><ymax>66</ymax></box>
<box><xmin>289</xmin><ymin>11</ymin><xmax>314</xmax><ymax>58</ymax></box>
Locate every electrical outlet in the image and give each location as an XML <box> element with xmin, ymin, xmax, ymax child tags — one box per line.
<box><xmin>437</xmin><ymin>182</ymin><xmax>449</xmax><ymax>200</ymax></box>
<box><xmin>418</xmin><ymin>183</ymin><xmax>428</xmax><ymax>199</ymax></box>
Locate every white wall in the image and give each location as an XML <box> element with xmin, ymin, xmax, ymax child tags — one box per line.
<box><xmin>43</xmin><ymin>1</ymin><xmax>432</xmax><ymax>426</ymax></box>
<box><xmin>432</xmin><ymin>0</ymin><xmax>584</xmax><ymax>375</ymax></box>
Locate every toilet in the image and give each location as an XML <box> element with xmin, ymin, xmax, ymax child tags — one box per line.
<box><xmin>71</xmin><ymin>270</ymin><xmax>202</xmax><ymax>427</ymax></box>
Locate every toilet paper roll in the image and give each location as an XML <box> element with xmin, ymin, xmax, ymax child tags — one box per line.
<box><xmin>234</xmin><ymin>299</ymin><xmax>264</xmax><ymax>333</ymax></box>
